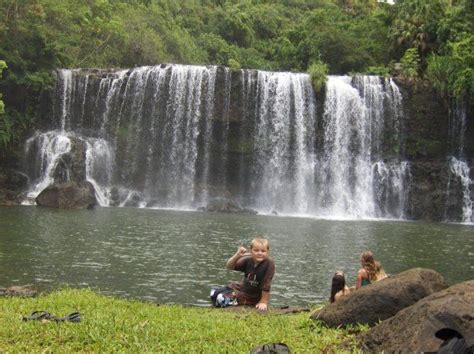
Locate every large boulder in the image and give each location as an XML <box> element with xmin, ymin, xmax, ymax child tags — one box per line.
<box><xmin>35</xmin><ymin>181</ymin><xmax>97</xmax><ymax>209</ymax></box>
<box><xmin>310</xmin><ymin>268</ymin><xmax>447</xmax><ymax>327</ymax></box>
<box><xmin>52</xmin><ymin>137</ymin><xmax>88</xmax><ymax>183</ymax></box>
<box><xmin>353</xmin><ymin>280</ymin><xmax>474</xmax><ymax>352</ymax></box>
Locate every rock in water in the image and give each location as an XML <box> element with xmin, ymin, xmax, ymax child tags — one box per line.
<box><xmin>310</xmin><ymin>268</ymin><xmax>447</xmax><ymax>327</ymax></box>
<box><xmin>35</xmin><ymin>181</ymin><xmax>97</xmax><ymax>209</ymax></box>
<box><xmin>0</xmin><ymin>285</ymin><xmax>38</xmax><ymax>297</ymax></box>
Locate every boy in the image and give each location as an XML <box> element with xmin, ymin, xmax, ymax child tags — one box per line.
<box><xmin>210</xmin><ymin>238</ymin><xmax>275</xmax><ymax>311</ymax></box>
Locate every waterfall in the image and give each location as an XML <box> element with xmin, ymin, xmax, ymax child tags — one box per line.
<box><xmin>252</xmin><ymin>71</ymin><xmax>316</xmax><ymax>214</ymax></box>
<box><xmin>445</xmin><ymin>100</ymin><xmax>473</xmax><ymax>223</ymax></box>
<box><xmin>24</xmin><ymin>65</ymin><xmax>412</xmax><ymax>220</ymax></box>
<box><xmin>314</xmin><ymin>76</ymin><xmax>409</xmax><ymax>219</ymax></box>
<box><xmin>446</xmin><ymin>157</ymin><xmax>473</xmax><ymax>223</ymax></box>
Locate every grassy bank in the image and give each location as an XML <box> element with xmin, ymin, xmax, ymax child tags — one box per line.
<box><xmin>0</xmin><ymin>288</ymin><xmax>363</xmax><ymax>352</ymax></box>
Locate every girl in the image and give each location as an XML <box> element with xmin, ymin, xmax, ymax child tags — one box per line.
<box><xmin>330</xmin><ymin>271</ymin><xmax>351</xmax><ymax>303</ymax></box>
<box><xmin>356</xmin><ymin>251</ymin><xmax>378</xmax><ymax>289</ymax></box>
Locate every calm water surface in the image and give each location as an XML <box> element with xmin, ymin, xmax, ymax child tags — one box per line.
<box><xmin>0</xmin><ymin>206</ymin><xmax>473</xmax><ymax>306</ymax></box>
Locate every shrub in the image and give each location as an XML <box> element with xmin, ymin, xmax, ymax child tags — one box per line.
<box><xmin>307</xmin><ymin>60</ymin><xmax>328</xmax><ymax>92</ymax></box>
<box><xmin>228</xmin><ymin>58</ymin><xmax>241</xmax><ymax>71</ymax></box>
<box><xmin>365</xmin><ymin>66</ymin><xmax>390</xmax><ymax>77</ymax></box>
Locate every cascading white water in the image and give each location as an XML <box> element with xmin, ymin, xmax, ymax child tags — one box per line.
<box><xmin>317</xmin><ymin>76</ymin><xmax>373</xmax><ymax>217</ymax></box>
<box><xmin>445</xmin><ymin>100</ymin><xmax>473</xmax><ymax>223</ymax></box>
<box><xmin>447</xmin><ymin>157</ymin><xmax>473</xmax><ymax>223</ymax></box>
<box><xmin>85</xmin><ymin>138</ymin><xmax>115</xmax><ymax>206</ymax></box>
<box><xmin>58</xmin><ymin>70</ymin><xmax>73</xmax><ymax>131</ymax></box>
<box><xmin>152</xmin><ymin>65</ymin><xmax>222</xmax><ymax>207</ymax></box>
<box><xmin>47</xmin><ymin>65</ymin><xmax>223</xmax><ymax>208</ymax></box>
<box><xmin>24</xmin><ymin>131</ymin><xmax>71</xmax><ymax>201</ymax></box>
<box><xmin>253</xmin><ymin>71</ymin><xmax>316</xmax><ymax>214</ymax></box>
<box><xmin>372</xmin><ymin>161</ymin><xmax>411</xmax><ymax>219</ymax></box>
<box><xmin>99</xmin><ymin>70</ymin><xmax>128</xmax><ymax>136</ymax></box>
<box><xmin>199</xmin><ymin>66</ymin><xmax>218</xmax><ymax>207</ymax></box>
<box><xmin>315</xmin><ymin>76</ymin><xmax>409</xmax><ymax>219</ymax></box>
<box><xmin>166</xmin><ymin>66</ymin><xmax>203</xmax><ymax>205</ymax></box>
<box><xmin>25</xmin><ymin>65</ymin><xmax>412</xmax><ymax>219</ymax></box>
<box><xmin>24</xmin><ymin>130</ymin><xmax>114</xmax><ymax>205</ymax></box>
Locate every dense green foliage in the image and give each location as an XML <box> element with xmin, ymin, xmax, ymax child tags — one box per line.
<box><xmin>0</xmin><ymin>288</ymin><xmax>363</xmax><ymax>352</ymax></box>
<box><xmin>400</xmin><ymin>48</ymin><xmax>420</xmax><ymax>79</ymax></box>
<box><xmin>0</xmin><ymin>0</ymin><xmax>472</xmax><ymax>153</ymax></box>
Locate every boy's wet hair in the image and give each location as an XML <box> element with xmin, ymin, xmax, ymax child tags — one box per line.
<box><xmin>250</xmin><ymin>238</ymin><xmax>269</xmax><ymax>250</ymax></box>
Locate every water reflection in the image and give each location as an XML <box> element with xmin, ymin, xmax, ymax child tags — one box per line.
<box><xmin>0</xmin><ymin>206</ymin><xmax>472</xmax><ymax>306</ymax></box>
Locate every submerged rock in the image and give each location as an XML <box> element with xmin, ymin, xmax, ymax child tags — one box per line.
<box><xmin>0</xmin><ymin>169</ymin><xmax>29</xmax><ymax>205</ymax></box>
<box><xmin>353</xmin><ymin>280</ymin><xmax>474</xmax><ymax>352</ymax></box>
<box><xmin>109</xmin><ymin>187</ymin><xmax>120</xmax><ymax>207</ymax></box>
<box><xmin>36</xmin><ymin>181</ymin><xmax>97</xmax><ymax>209</ymax></box>
<box><xmin>0</xmin><ymin>285</ymin><xmax>38</xmax><ymax>297</ymax></box>
<box><xmin>311</xmin><ymin>268</ymin><xmax>447</xmax><ymax>327</ymax></box>
<box><xmin>0</xmin><ymin>169</ymin><xmax>29</xmax><ymax>191</ymax></box>
<box><xmin>199</xmin><ymin>198</ymin><xmax>257</xmax><ymax>215</ymax></box>
<box><xmin>123</xmin><ymin>191</ymin><xmax>144</xmax><ymax>208</ymax></box>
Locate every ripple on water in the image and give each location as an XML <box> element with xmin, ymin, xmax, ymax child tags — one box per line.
<box><xmin>72</xmin><ymin>262</ymin><xmax>109</xmax><ymax>269</ymax></box>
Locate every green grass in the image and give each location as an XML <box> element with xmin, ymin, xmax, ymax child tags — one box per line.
<box><xmin>0</xmin><ymin>289</ymin><xmax>363</xmax><ymax>352</ymax></box>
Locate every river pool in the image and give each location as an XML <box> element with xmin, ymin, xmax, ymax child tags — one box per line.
<box><xmin>0</xmin><ymin>206</ymin><xmax>472</xmax><ymax>306</ymax></box>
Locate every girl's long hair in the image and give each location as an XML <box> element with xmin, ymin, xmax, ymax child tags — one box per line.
<box><xmin>374</xmin><ymin>260</ymin><xmax>387</xmax><ymax>280</ymax></box>
<box><xmin>361</xmin><ymin>251</ymin><xmax>377</xmax><ymax>281</ymax></box>
<box><xmin>330</xmin><ymin>273</ymin><xmax>345</xmax><ymax>303</ymax></box>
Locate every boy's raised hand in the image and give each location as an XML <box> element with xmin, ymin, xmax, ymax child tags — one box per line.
<box><xmin>227</xmin><ymin>245</ymin><xmax>249</xmax><ymax>270</ymax></box>
<box><xmin>236</xmin><ymin>245</ymin><xmax>247</xmax><ymax>257</ymax></box>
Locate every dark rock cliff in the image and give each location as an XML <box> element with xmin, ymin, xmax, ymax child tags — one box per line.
<box><xmin>396</xmin><ymin>78</ymin><xmax>473</xmax><ymax>221</ymax></box>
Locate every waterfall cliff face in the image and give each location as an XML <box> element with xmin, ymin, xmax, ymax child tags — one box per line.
<box><xmin>25</xmin><ymin>64</ymin><xmax>414</xmax><ymax>219</ymax></box>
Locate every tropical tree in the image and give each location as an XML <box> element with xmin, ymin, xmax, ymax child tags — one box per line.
<box><xmin>426</xmin><ymin>0</ymin><xmax>474</xmax><ymax>98</ymax></box>
<box><xmin>389</xmin><ymin>0</ymin><xmax>449</xmax><ymax>63</ymax></box>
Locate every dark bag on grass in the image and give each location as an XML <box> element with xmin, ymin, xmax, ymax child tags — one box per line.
<box><xmin>250</xmin><ymin>342</ymin><xmax>291</xmax><ymax>354</ymax></box>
